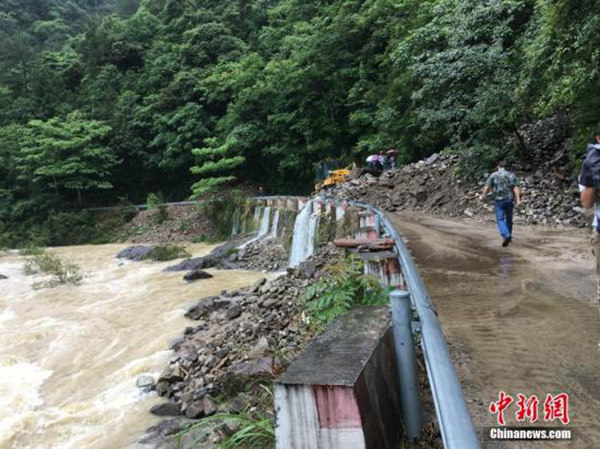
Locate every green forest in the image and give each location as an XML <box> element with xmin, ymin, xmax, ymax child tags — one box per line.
<box><xmin>1</xmin><ymin>0</ymin><xmax>599</xmax><ymax>246</ymax></box>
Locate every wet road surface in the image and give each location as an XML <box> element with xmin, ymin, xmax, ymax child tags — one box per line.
<box><xmin>391</xmin><ymin>214</ymin><xmax>600</xmax><ymax>449</ymax></box>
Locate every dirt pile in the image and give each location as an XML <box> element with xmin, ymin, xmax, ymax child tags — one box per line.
<box><xmin>332</xmin><ymin>152</ymin><xmax>588</xmax><ymax>228</ymax></box>
<box><xmin>140</xmin><ymin>244</ymin><xmax>341</xmax><ymax>448</ymax></box>
<box><xmin>121</xmin><ymin>205</ymin><xmax>213</xmax><ymax>243</ymax></box>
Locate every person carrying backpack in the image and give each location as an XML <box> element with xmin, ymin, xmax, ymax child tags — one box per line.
<box><xmin>579</xmin><ymin>130</ymin><xmax>600</xmax><ymax>309</ymax></box>
<box><xmin>480</xmin><ymin>161</ymin><xmax>522</xmax><ymax>247</ymax></box>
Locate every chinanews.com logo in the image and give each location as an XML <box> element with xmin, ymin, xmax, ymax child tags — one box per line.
<box><xmin>487</xmin><ymin>391</ymin><xmax>573</xmax><ymax>441</ymax></box>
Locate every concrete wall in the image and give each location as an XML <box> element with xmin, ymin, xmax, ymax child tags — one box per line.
<box><xmin>274</xmin><ymin>307</ymin><xmax>403</xmax><ymax>449</ymax></box>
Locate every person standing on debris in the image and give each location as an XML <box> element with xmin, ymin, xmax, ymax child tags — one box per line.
<box><xmin>480</xmin><ymin>161</ymin><xmax>522</xmax><ymax>247</ymax></box>
<box><xmin>578</xmin><ymin>130</ymin><xmax>600</xmax><ymax>308</ymax></box>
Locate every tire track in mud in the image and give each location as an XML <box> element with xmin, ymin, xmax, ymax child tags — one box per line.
<box><xmin>391</xmin><ymin>214</ymin><xmax>600</xmax><ymax>449</ymax></box>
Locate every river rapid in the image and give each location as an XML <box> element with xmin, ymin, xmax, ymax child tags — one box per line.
<box><xmin>0</xmin><ymin>244</ymin><xmax>265</xmax><ymax>449</ymax></box>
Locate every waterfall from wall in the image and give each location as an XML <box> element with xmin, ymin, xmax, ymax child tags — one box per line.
<box><xmin>258</xmin><ymin>207</ymin><xmax>271</xmax><ymax>238</ymax></box>
<box><xmin>269</xmin><ymin>209</ymin><xmax>280</xmax><ymax>240</ymax></box>
<box><xmin>239</xmin><ymin>206</ymin><xmax>271</xmax><ymax>249</ymax></box>
<box><xmin>289</xmin><ymin>201</ymin><xmax>320</xmax><ymax>268</ymax></box>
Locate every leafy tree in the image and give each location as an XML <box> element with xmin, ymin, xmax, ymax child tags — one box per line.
<box><xmin>18</xmin><ymin>112</ymin><xmax>116</xmax><ymax>204</ymax></box>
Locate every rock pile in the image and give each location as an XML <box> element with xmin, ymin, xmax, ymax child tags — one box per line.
<box><xmin>122</xmin><ymin>205</ymin><xmax>214</xmax><ymax>244</ymax></box>
<box><xmin>140</xmin><ymin>244</ymin><xmax>342</xmax><ymax>447</ymax></box>
<box><xmin>236</xmin><ymin>238</ymin><xmax>289</xmax><ymax>272</ymax></box>
<box><xmin>332</xmin><ymin>152</ymin><xmax>588</xmax><ymax>228</ymax></box>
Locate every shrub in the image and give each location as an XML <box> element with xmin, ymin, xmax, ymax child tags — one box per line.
<box><xmin>23</xmin><ymin>251</ymin><xmax>83</xmax><ymax>288</ymax></box>
<box><xmin>302</xmin><ymin>255</ymin><xmax>387</xmax><ymax>328</ymax></box>
<box><xmin>142</xmin><ymin>244</ymin><xmax>191</xmax><ymax>261</ymax></box>
<box><xmin>147</xmin><ymin>192</ymin><xmax>169</xmax><ymax>223</ymax></box>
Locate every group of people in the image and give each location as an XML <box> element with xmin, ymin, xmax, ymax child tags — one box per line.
<box><xmin>366</xmin><ymin>149</ymin><xmax>398</xmax><ymax>172</ymax></box>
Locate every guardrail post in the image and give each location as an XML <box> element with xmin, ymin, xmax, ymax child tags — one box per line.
<box><xmin>390</xmin><ymin>290</ymin><xmax>423</xmax><ymax>442</ymax></box>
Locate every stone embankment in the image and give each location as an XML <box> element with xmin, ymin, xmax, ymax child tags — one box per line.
<box><xmin>332</xmin><ymin>151</ymin><xmax>588</xmax><ymax>229</ymax></box>
<box><xmin>139</xmin><ymin>244</ymin><xmax>341</xmax><ymax>448</ymax></box>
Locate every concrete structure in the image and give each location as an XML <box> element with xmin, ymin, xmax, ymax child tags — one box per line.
<box><xmin>275</xmin><ymin>307</ymin><xmax>402</xmax><ymax>449</ymax></box>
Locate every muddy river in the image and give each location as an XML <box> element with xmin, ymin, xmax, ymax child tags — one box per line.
<box><xmin>0</xmin><ymin>244</ymin><xmax>265</xmax><ymax>449</ymax></box>
<box><xmin>393</xmin><ymin>214</ymin><xmax>600</xmax><ymax>449</ymax></box>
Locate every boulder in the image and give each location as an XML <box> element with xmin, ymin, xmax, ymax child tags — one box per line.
<box><xmin>136</xmin><ymin>375</ymin><xmax>155</xmax><ymax>390</ymax></box>
<box><xmin>116</xmin><ymin>245</ymin><xmax>156</xmax><ymax>261</ymax></box>
<box><xmin>183</xmin><ymin>270</ymin><xmax>214</xmax><ymax>282</ymax></box>
<box><xmin>184</xmin><ymin>400</ymin><xmax>205</xmax><ymax>419</ymax></box>
<box><xmin>150</xmin><ymin>402</ymin><xmax>182</xmax><ymax>417</ymax></box>
<box><xmin>158</xmin><ymin>363</ymin><xmax>184</xmax><ymax>383</ymax></box>
<box><xmin>226</xmin><ymin>304</ymin><xmax>242</xmax><ymax>320</ymax></box>
<box><xmin>165</xmin><ymin>242</ymin><xmax>236</xmax><ymax>272</ymax></box>
<box><xmin>203</xmin><ymin>395</ymin><xmax>217</xmax><ymax>416</ymax></box>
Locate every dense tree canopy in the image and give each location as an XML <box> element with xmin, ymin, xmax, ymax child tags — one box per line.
<box><xmin>1</xmin><ymin>0</ymin><xmax>599</xmax><ymax>245</ymax></box>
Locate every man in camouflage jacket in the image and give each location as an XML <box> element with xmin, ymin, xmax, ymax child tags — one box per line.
<box><xmin>480</xmin><ymin>161</ymin><xmax>522</xmax><ymax>247</ymax></box>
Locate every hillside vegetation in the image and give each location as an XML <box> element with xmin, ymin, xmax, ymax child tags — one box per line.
<box><xmin>1</xmin><ymin>0</ymin><xmax>598</xmax><ymax>246</ymax></box>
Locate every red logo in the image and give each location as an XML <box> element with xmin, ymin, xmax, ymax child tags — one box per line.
<box><xmin>490</xmin><ymin>392</ymin><xmax>570</xmax><ymax>426</ymax></box>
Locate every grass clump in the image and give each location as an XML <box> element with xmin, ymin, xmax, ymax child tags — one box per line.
<box><xmin>23</xmin><ymin>251</ymin><xmax>83</xmax><ymax>289</ymax></box>
<box><xmin>175</xmin><ymin>385</ymin><xmax>275</xmax><ymax>449</ymax></box>
<box><xmin>142</xmin><ymin>244</ymin><xmax>191</xmax><ymax>261</ymax></box>
<box><xmin>302</xmin><ymin>255</ymin><xmax>387</xmax><ymax>329</ymax></box>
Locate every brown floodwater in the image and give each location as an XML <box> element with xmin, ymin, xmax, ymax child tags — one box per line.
<box><xmin>391</xmin><ymin>214</ymin><xmax>600</xmax><ymax>449</ymax></box>
<box><xmin>0</xmin><ymin>244</ymin><xmax>266</xmax><ymax>449</ymax></box>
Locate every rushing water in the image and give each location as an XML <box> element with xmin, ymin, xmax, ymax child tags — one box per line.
<box><xmin>0</xmin><ymin>245</ymin><xmax>265</xmax><ymax>449</ymax></box>
<box><xmin>289</xmin><ymin>201</ymin><xmax>319</xmax><ymax>268</ymax></box>
<box><xmin>268</xmin><ymin>209</ymin><xmax>280</xmax><ymax>240</ymax></box>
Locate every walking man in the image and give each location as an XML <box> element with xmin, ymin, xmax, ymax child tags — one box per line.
<box><xmin>578</xmin><ymin>130</ymin><xmax>600</xmax><ymax>309</ymax></box>
<box><xmin>480</xmin><ymin>161</ymin><xmax>522</xmax><ymax>247</ymax></box>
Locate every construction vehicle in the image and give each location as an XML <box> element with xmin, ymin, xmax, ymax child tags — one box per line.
<box><xmin>314</xmin><ymin>160</ymin><xmax>352</xmax><ymax>192</ymax></box>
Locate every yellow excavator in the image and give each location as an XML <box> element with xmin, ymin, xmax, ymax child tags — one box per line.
<box><xmin>314</xmin><ymin>160</ymin><xmax>352</xmax><ymax>192</ymax></box>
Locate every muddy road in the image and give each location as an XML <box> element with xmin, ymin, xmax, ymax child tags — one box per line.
<box><xmin>391</xmin><ymin>214</ymin><xmax>600</xmax><ymax>449</ymax></box>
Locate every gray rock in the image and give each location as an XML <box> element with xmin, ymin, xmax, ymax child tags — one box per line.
<box><xmin>150</xmin><ymin>402</ymin><xmax>182</xmax><ymax>417</ymax></box>
<box><xmin>184</xmin><ymin>400</ymin><xmax>205</xmax><ymax>419</ymax></box>
<box><xmin>116</xmin><ymin>245</ymin><xmax>156</xmax><ymax>261</ymax></box>
<box><xmin>165</xmin><ymin>243</ymin><xmax>236</xmax><ymax>272</ymax></box>
<box><xmin>251</xmin><ymin>278</ymin><xmax>267</xmax><ymax>293</ymax></box>
<box><xmin>183</xmin><ymin>269</ymin><xmax>214</xmax><ymax>282</ymax></box>
<box><xmin>158</xmin><ymin>363</ymin><xmax>184</xmax><ymax>383</ymax></box>
<box><xmin>136</xmin><ymin>375</ymin><xmax>155</xmax><ymax>390</ymax></box>
<box><xmin>155</xmin><ymin>380</ymin><xmax>171</xmax><ymax>397</ymax></box>
<box><xmin>203</xmin><ymin>395</ymin><xmax>217</xmax><ymax>416</ymax></box>
<box><xmin>0</xmin><ymin>274</ymin><xmax>7</xmax><ymax>280</ymax></box>
<box><xmin>263</xmin><ymin>298</ymin><xmax>278</xmax><ymax>308</ymax></box>
<box><xmin>226</xmin><ymin>304</ymin><xmax>242</xmax><ymax>320</ymax></box>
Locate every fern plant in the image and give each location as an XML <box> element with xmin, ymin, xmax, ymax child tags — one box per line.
<box><xmin>302</xmin><ymin>255</ymin><xmax>387</xmax><ymax>327</ymax></box>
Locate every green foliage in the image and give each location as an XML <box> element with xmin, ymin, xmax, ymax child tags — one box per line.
<box><xmin>204</xmin><ymin>191</ymin><xmax>248</xmax><ymax>240</ymax></box>
<box><xmin>147</xmin><ymin>192</ymin><xmax>169</xmax><ymax>223</ymax></box>
<box><xmin>175</xmin><ymin>413</ymin><xmax>275</xmax><ymax>449</ymax></box>
<box><xmin>302</xmin><ymin>255</ymin><xmax>387</xmax><ymax>328</ymax></box>
<box><xmin>141</xmin><ymin>244</ymin><xmax>191</xmax><ymax>261</ymax></box>
<box><xmin>23</xmin><ymin>250</ymin><xmax>83</xmax><ymax>289</ymax></box>
<box><xmin>2</xmin><ymin>0</ymin><xmax>600</xmax><ymax>244</ymax></box>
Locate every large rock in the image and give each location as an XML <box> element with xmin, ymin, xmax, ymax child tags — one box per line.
<box><xmin>136</xmin><ymin>375</ymin><xmax>155</xmax><ymax>390</ymax></box>
<box><xmin>183</xmin><ymin>270</ymin><xmax>214</xmax><ymax>282</ymax></box>
<box><xmin>158</xmin><ymin>363</ymin><xmax>184</xmax><ymax>383</ymax></box>
<box><xmin>226</xmin><ymin>304</ymin><xmax>242</xmax><ymax>320</ymax></box>
<box><xmin>165</xmin><ymin>242</ymin><xmax>236</xmax><ymax>272</ymax></box>
<box><xmin>150</xmin><ymin>402</ymin><xmax>182</xmax><ymax>417</ymax></box>
<box><xmin>116</xmin><ymin>245</ymin><xmax>156</xmax><ymax>261</ymax></box>
<box><xmin>185</xmin><ymin>297</ymin><xmax>231</xmax><ymax>320</ymax></box>
<box><xmin>0</xmin><ymin>274</ymin><xmax>7</xmax><ymax>280</ymax></box>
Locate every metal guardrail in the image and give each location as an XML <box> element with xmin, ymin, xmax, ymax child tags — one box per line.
<box><xmin>252</xmin><ymin>195</ymin><xmax>481</xmax><ymax>449</ymax></box>
<box><xmin>375</xmin><ymin>208</ymin><xmax>481</xmax><ymax>449</ymax></box>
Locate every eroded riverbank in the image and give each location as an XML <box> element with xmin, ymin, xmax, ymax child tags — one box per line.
<box><xmin>0</xmin><ymin>244</ymin><xmax>266</xmax><ymax>449</ymax></box>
